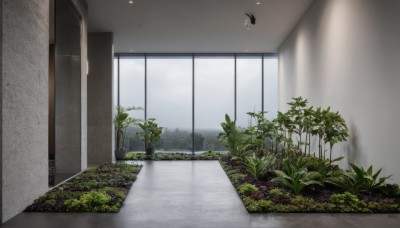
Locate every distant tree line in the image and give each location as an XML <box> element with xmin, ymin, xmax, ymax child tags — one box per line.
<box><xmin>124</xmin><ymin>127</ymin><xmax>227</xmax><ymax>152</ymax></box>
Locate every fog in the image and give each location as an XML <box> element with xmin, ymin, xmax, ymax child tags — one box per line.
<box><xmin>114</xmin><ymin>55</ymin><xmax>278</xmax><ymax>131</ymax></box>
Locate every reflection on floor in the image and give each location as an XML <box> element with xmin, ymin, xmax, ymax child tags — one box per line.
<box><xmin>4</xmin><ymin>161</ymin><xmax>400</xmax><ymax>228</ymax></box>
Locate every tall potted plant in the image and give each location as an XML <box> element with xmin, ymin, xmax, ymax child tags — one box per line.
<box><xmin>114</xmin><ymin>105</ymin><xmax>140</xmax><ymax>160</ymax></box>
<box><xmin>137</xmin><ymin>118</ymin><xmax>163</xmax><ymax>156</ymax></box>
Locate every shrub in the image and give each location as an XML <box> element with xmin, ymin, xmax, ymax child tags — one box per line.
<box><xmin>247</xmin><ymin>200</ymin><xmax>275</xmax><ymax>213</ymax></box>
<box><xmin>327</xmin><ymin>163</ymin><xmax>391</xmax><ymax>194</ymax></box>
<box><xmin>329</xmin><ymin>192</ymin><xmax>369</xmax><ymax>212</ymax></box>
<box><xmin>237</xmin><ymin>183</ymin><xmax>258</xmax><ymax>196</ymax></box>
<box><xmin>243</xmin><ymin>154</ymin><xmax>276</xmax><ymax>180</ymax></box>
<box><xmin>272</xmin><ymin>158</ymin><xmax>322</xmax><ymax>194</ymax></box>
<box><xmin>268</xmin><ymin>188</ymin><xmax>284</xmax><ymax>198</ymax></box>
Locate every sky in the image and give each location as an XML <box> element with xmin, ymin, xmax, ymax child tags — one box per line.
<box><xmin>114</xmin><ymin>55</ymin><xmax>278</xmax><ymax>130</ymax></box>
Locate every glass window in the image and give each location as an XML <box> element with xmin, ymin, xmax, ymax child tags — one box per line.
<box><xmin>195</xmin><ymin>56</ymin><xmax>234</xmax><ymax>152</ymax></box>
<box><xmin>113</xmin><ymin>57</ymin><xmax>118</xmax><ymax>109</ymax></box>
<box><xmin>119</xmin><ymin>56</ymin><xmax>145</xmax><ymax>152</ymax></box>
<box><xmin>264</xmin><ymin>56</ymin><xmax>278</xmax><ymax>120</ymax></box>
<box><xmin>237</xmin><ymin>55</ymin><xmax>262</xmax><ymax>128</ymax></box>
<box><xmin>147</xmin><ymin>56</ymin><xmax>192</xmax><ymax>153</ymax></box>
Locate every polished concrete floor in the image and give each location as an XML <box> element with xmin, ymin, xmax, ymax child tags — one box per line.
<box><xmin>2</xmin><ymin>161</ymin><xmax>400</xmax><ymax>228</ymax></box>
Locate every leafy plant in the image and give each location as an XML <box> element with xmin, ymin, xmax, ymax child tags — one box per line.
<box><xmin>329</xmin><ymin>192</ymin><xmax>369</xmax><ymax>212</ymax></box>
<box><xmin>272</xmin><ymin>158</ymin><xmax>322</xmax><ymax>194</ymax></box>
<box><xmin>243</xmin><ymin>154</ymin><xmax>276</xmax><ymax>180</ymax></box>
<box><xmin>114</xmin><ymin>105</ymin><xmax>142</xmax><ymax>150</ymax></box>
<box><xmin>237</xmin><ymin>183</ymin><xmax>258</xmax><ymax>195</ymax></box>
<box><xmin>218</xmin><ymin>114</ymin><xmax>248</xmax><ymax>158</ymax></box>
<box><xmin>323</xmin><ymin>109</ymin><xmax>349</xmax><ymax>161</ymax></box>
<box><xmin>327</xmin><ymin>163</ymin><xmax>391</xmax><ymax>194</ymax></box>
<box><xmin>245</xmin><ymin>111</ymin><xmax>275</xmax><ymax>155</ymax></box>
<box><xmin>305</xmin><ymin>156</ymin><xmax>343</xmax><ymax>183</ymax></box>
<box><xmin>137</xmin><ymin>119</ymin><xmax>163</xmax><ymax>155</ymax></box>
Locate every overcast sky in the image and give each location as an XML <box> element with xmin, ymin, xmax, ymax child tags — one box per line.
<box><xmin>114</xmin><ymin>56</ymin><xmax>277</xmax><ymax>130</ymax></box>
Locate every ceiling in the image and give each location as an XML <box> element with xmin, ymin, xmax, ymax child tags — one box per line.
<box><xmin>86</xmin><ymin>0</ymin><xmax>313</xmax><ymax>53</ymax></box>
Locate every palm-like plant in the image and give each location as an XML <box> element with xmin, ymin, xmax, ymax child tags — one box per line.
<box><xmin>218</xmin><ymin>114</ymin><xmax>246</xmax><ymax>157</ymax></box>
<box><xmin>323</xmin><ymin>110</ymin><xmax>349</xmax><ymax>162</ymax></box>
<box><xmin>114</xmin><ymin>105</ymin><xmax>141</xmax><ymax>151</ymax></box>
<box><xmin>137</xmin><ymin>118</ymin><xmax>163</xmax><ymax>156</ymax></box>
<box><xmin>272</xmin><ymin>158</ymin><xmax>322</xmax><ymax>194</ymax></box>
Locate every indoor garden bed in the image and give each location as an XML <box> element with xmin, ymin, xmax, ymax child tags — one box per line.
<box><xmin>124</xmin><ymin>151</ymin><xmax>224</xmax><ymax>161</ymax></box>
<box><xmin>25</xmin><ymin>162</ymin><xmax>141</xmax><ymax>213</ymax></box>
<box><xmin>217</xmin><ymin>97</ymin><xmax>400</xmax><ymax>213</ymax></box>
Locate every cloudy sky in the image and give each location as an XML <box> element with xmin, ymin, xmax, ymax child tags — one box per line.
<box><xmin>114</xmin><ymin>55</ymin><xmax>277</xmax><ymax>130</ymax></box>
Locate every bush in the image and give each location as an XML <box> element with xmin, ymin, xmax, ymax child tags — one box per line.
<box><xmin>272</xmin><ymin>158</ymin><xmax>322</xmax><ymax>194</ymax></box>
<box><xmin>327</xmin><ymin>163</ymin><xmax>391</xmax><ymax>194</ymax></box>
<box><xmin>243</xmin><ymin>154</ymin><xmax>276</xmax><ymax>180</ymax></box>
<box><xmin>246</xmin><ymin>200</ymin><xmax>275</xmax><ymax>213</ymax></box>
<box><xmin>329</xmin><ymin>192</ymin><xmax>369</xmax><ymax>212</ymax></box>
<box><xmin>237</xmin><ymin>183</ymin><xmax>258</xmax><ymax>196</ymax></box>
<box><xmin>268</xmin><ymin>188</ymin><xmax>284</xmax><ymax>198</ymax></box>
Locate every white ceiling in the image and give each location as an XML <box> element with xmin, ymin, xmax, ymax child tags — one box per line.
<box><xmin>86</xmin><ymin>0</ymin><xmax>313</xmax><ymax>53</ymax></box>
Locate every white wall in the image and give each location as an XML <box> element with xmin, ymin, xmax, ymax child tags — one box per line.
<box><xmin>279</xmin><ymin>0</ymin><xmax>400</xmax><ymax>183</ymax></box>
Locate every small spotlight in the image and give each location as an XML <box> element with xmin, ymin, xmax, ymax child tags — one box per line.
<box><xmin>256</xmin><ymin>2</ymin><xmax>261</xmax><ymax>5</ymax></box>
<box><xmin>129</xmin><ymin>0</ymin><xmax>134</xmax><ymax>4</ymax></box>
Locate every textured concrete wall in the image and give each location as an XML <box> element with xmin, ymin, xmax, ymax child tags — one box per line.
<box><xmin>55</xmin><ymin>0</ymin><xmax>88</xmax><ymax>174</ymax></box>
<box><xmin>279</xmin><ymin>0</ymin><xmax>400</xmax><ymax>183</ymax></box>
<box><xmin>1</xmin><ymin>0</ymin><xmax>49</xmax><ymax>222</ymax></box>
<box><xmin>87</xmin><ymin>32</ymin><xmax>114</xmax><ymax>166</ymax></box>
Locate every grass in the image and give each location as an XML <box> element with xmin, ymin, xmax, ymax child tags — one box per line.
<box><xmin>25</xmin><ymin>162</ymin><xmax>141</xmax><ymax>213</ymax></box>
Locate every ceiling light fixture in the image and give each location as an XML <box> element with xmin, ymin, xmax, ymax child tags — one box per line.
<box><xmin>256</xmin><ymin>2</ymin><xmax>261</xmax><ymax>5</ymax></box>
<box><xmin>128</xmin><ymin>0</ymin><xmax>134</xmax><ymax>4</ymax></box>
<box><xmin>244</xmin><ymin>13</ymin><xmax>256</xmax><ymax>31</ymax></box>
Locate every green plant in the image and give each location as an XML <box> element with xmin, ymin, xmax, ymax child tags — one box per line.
<box><xmin>327</xmin><ymin>163</ymin><xmax>391</xmax><ymax>194</ymax></box>
<box><xmin>272</xmin><ymin>158</ymin><xmax>322</xmax><ymax>194</ymax></box>
<box><xmin>218</xmin><ymin>114</ymin><xmax>248</xmax><ymax>158</ymax></box>
<box><xmin>246</xmin><ymin>199</ymin><xmax>275</xmax><ymax>213</ymax></box>
<box><xmin>268</xmin><ymin>188</ymin><xmax>285</xmax><ymax>198</ymax></box>
<box><xmin>323</xmin><ymin>109</ymin><xmax>349</xmax><ymax>161</ymax></box>
<box><xmin>305</xmin><ymin>156</ymin><xmax>343</xmax><ymax>183</ymax></box>
<box><xmin>245</xmin><ymin>111</ymin><xmax>275</xmax><ymax>155</ymax></box>
<box><xmin>237</xmin><ymin>183</ymin><xmax>258</xmax><ymax>196</ymax></box>
<box><xmin>243</xmin><ymin>154</ymin><xmax>276</xmax><ymax>180</ymax></box>
<box><xmin>114</xmin><ymin>105</ymin><xmax>141</xmax><ymax>150</ymax></box>
<box><xmin>137</xmin><ymin>119</ymin><xmax>163</xmax><ymax>153</ymax></box>
<box><xmin>329</xmin><ymin>192</ymin><xmax>369</xmax><ymax>212</ymax></box>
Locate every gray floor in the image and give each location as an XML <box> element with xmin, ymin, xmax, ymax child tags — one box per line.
<box><xmin>2</xmin><ymin>161</ymin><xmax>400</xmax><ymax>228</ymax></box>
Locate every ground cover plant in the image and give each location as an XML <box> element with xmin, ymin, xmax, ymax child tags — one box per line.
<box><xmin>25</xmin><ymin>163</ymin><xmax>141</xmax><ymax>213</ymax></box>
<box><xmin>124</xmin><ymin>151</ymin><xmax>224</xmax><ymax>161</ymax></box>
<box><xmin>219</xmin><ymin>97</ymin><xmax>400</xmax><ymax>213</ymax></box>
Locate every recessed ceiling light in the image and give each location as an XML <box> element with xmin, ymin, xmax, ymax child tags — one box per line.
<box><xmin>256</xmin><ymin>2</ymin><xmax>261</xmax><ymax>5</ymax></box>
<box><xmin>129</xmin><ymin>0</ymin><xmax>134</xmax><ymax>4</ymax></box>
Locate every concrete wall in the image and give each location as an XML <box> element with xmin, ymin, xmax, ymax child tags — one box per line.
<box><xmin>0</xmin><ymin>0</ymin><xmax>49</xmax><ymax>222</ymax></box>
<box><xmin>279</xmin><ymin>0</ymin><xmax>400</xmax><ymax>183</ymax></box>
<box><xmin>87</xmin><ymin>32</ymin><xmax>114</xmax><ymax>166</ymax></box>
<box><xmin>55</xmin><ymin>0</ymin><xmax>88</xmax><ymax>174</ymax></box>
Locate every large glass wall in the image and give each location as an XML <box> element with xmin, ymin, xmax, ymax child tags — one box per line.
<box><xmin>264</xmin><ymin>56</ymin><xmax>279</xmax><ymax>120</ymax></box>
<box><xmin>119</xmin><ymin>56</ymin><xmax>145</xmax><ymax>151</ymax></box>
<box><xmin>195</xmin><ymin>56</ymin><xmax>234</xmax><ymax>152</ymax></box>
<box><xmin>114</xmin><ymin>54</ymin><xmax>278</xmax><ymax>153</ymax></box>
<box><xmin>237</xmin><ymin>55</ymin><xmax>262</xmax><ymax>128</ymax></box>
<box><xmin>147</xmin><ymin>56</ymin><xmax>192</xmax><ymax>153</ymax></box>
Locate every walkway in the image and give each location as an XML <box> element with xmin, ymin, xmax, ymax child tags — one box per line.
<box><xmin>2</xmin><ymin>161</ymin><xmax>400</xmax><ymax>228</ymax></box>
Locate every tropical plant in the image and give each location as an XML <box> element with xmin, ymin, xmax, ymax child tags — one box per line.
<box><xmin>287</xmin><ymin>97</ymin><xmax>308</xmax><ymax>151</ymax></box>
<box><xmin>137</xmin><ymin>119</ymin><xmax>163</xmax><ymax>156</ymax></box>
<box><xmin>218</xmin><ymin>114</ymin><xmax>247</xmax><ymax>157</ymax></box>
<box><xmin>272</xmin><ymin>158</ymin><xmax>322</xmax><ymax>194</ymax></box>
<box><xmin>327</xmin><ymin>163</ymin><xmax>391</xmax><ymax>194</ymax></box>
<box><xmin>243</xmin><ymin>154</ymin><xmax>276</xmax><ymax>180</ymax></box>
<box><xmin>114</xmin><ymin>105</ymin><xmax>141</xmax><ymax>151</ymax></box>
<box><xmin>245</xmin><ymin>111</ymin><xmax>275</xmax><ymax>155</ymax></box>
<box><xmin>304</xmin><ymin>156</ymin><xmax>343</xmax><ymax>183</ymax></box>
<box><xmin>323</xmin><ymin>109</ymin><xmax>349</xmax><ymax>161</ymax></box>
